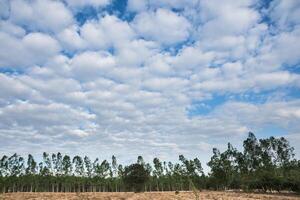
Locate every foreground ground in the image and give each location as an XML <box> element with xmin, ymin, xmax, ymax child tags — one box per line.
<box><xmin>0</xmin><ymin>191</ymin><xmax>299</xmax><ymax>200</ymax></box>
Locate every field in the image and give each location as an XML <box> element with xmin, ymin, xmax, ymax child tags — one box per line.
<box><xmin>0</xmin><ymin>191</ymin><xmax>299</xmax><ymax>200</ymax></box>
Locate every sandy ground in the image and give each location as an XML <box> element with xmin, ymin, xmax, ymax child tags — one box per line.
<box><xmin>0</xmin><ymin>191</ymin><xmax>299</xmax><ymax>200</ymax></box>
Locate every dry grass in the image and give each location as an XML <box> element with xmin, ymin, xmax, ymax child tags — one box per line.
<box><xmin>0</xmin><ymin>191</ymin><xmax>299</xmax><ymax>200</ymax></box>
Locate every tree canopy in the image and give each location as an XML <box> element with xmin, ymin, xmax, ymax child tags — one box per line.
<box><xmin>0</xmin><ymin>132</ymin><xmax>299</xmax><ymax>193</ymax></box>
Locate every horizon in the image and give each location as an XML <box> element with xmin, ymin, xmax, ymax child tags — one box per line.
<box><xmin>0</xmin><ymin>0</ymin><xmax>300</xmax><ymax>174</ymax></box>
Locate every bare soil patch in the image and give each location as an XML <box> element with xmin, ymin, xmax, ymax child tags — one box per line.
<box><xmin>0</xmin><ymin>191</ymin><xmax>299</xmax><ymax>200</ymax></box>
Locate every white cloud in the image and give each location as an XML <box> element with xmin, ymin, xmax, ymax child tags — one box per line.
<box><xmin>19</xmin><ymin>75</ymin><xmax>82</xmax><ymax>102</ymax></box>
<box><xmin>0</xmin><ymin>0</ymin><xmax>9</xmax><ymax>19</ymax></box>
<box><xmin>81</xmin><ymin>15</ymin><xmax>136</xmax><ymax>50</ymax></box>
<box><xmin>197</xmin><ymin>0</ymin><xmax>259</xmax><ymax>38</ymax></box>
<box><xmin>0</xmin><ymin>101</ymin><xmax>97</xmax><ymax>141</ymax></box>
<box><xmin>269</xmin><ymin>27</ymin><xmax>300</xmax><ymax>66</ymax></box>
<box><xmin>10</xmin><ymin>0</ymin><xmax>73</xmax><ymax>32</ymax></box>
<box><xmin>0</xmin><ymin>20</ymin><xmax>25</xmax><ymax>37</ymax></box>
<box><xmin>132</xmin><ymin>9</ymin><xmax>191</xmax><ymax>45</ymax></box>
<box><xmin>23</xmin><ymin>33</ymin><xmax>61</xmax><ymax>57</ymax></box>
<box><xmin>0</xmin><ymin>0</ymin><xmax>300</xmax><ymax>164</ymax></box>
<box><xmin>70</xmin><ymin>51</ymin><xmax>116</xmax><ymax>81</ymax></box>
<box><xmin>269</xmin><ymin>0</ymin><xmax>300</xmax><ymax>30</ymax></box>
<box><xmin>0</xmin><ymin>32</ymin><xmax>60</xmax><ymax>68</ymax></box>
<box><xmin>192</xmin><ymin>70</ymin><xmax>299</xmax><ymax>93</ymax></box>
<box><xmin>115</xmin><ymin>39</ymin><xmax>158</xmax><ymax>67</ymax></box>
<box><xmin>0</xmin><ymin>74</ymin><xmax>40</xmax><ymax>105</ymax></box>
<box><xmin>127</xmin><ymin>0</ymin><xmax>148</xmax><ymax>12</ymax></box>
<box><xmin>212</xmin><ymin>100</ymin><xmax>300</xmax><ymax>131</ymax></box>
<box><xmin>172</xmin><ymin>46</ymin><xmax>215</xmax><ymax>72</ymax></box>
<box><xmin>65</xmin><ymin>0</ymin><xmax>110</xmax><ymax>8</ymax></box>
<box><xmin>57</xmin><ymin>25</ymin><xmax>86</xmax><ymax>51</ymax></box>
<box><xmin>127</xmin><ymin>0</ymin><xmax>199</xmax><ymax>12</ymax></box>
<box><xmin>254</xmin><ymin>71</ymin><xmax>298</xmax><ymax>90</ymax></box>
<box><xmin>145</xmin><ymin>54</ymin><xmax>172</xmax><ymax>76</ymax></box>
<box><xmin>244</xmin><ymin>26</ymin><xmax>300</xmax><ymax>72</ymax></box>
<box><xmin>143</xmin><ymin>77</ymin><xmax>188</xmax><ymax>93</ymax></box>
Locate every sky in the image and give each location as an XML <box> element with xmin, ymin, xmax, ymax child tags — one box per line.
<box><xmin>0</xmin><ymin>0</ymin><xmax>300</xmax><ymax>170</ymax></box>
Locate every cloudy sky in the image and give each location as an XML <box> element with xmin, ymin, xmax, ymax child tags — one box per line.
<box><xmin>0</xmin><ymin>0</ymin><xmax>300</xmax><ymax>168</ymax></box>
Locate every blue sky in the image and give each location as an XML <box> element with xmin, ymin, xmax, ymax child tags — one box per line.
<box><xmin>0</xmin><ymin>0</ymin><xmax>300</xmax><ymax>169</ymax></box>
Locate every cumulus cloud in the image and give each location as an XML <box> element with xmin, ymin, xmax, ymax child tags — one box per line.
<box><xmin>0</xmin><ymin>32</ymin><xmax>60</xmax><ymax>68</ymax></box>
<box><xmin>0</xmin><ymin>74</ymin><xmax>39</xmax><ymax>105</ymax></box>
<box><xmin>57</xmin><ymin>25</ymin><xmax>86</xmax><ymax>51</ymax></box>
<box><xmin>70</xmin><ymin>51</ymin><xmax>116</xmax><ymax>81</ymax></box>
<box><xmin>269</xmin><ymin>0</ymin><xmax>300</xmax><ymax>30</ymax></box>
<box><xmin>80</xmin><ymin>15</ymin><xmax>135</xmax><ymax>50</ymax></box>
<box><xmin>212</xmin><ymin>100</ymin><xmax>300</xmax><ymax>131</ymax></box>
<box><xmin>127</xmin><ymin>0</ymin><xmax>148</xmax><ymax>12</ymax></box>
<box><xmin>0</xmin><ymin>101</ymin><xmax>98</xmax><ymax>146</ymax></box>
<box><xmin>65</xmin><ymin>0</ymin><xmax>110</xmax><ymax>8</ymax></box>
<box><xmin>128</xmin><ymin>0</ymin><xmax>199</xmax><ymax>12</ymax></box>
<box><xmin>132</xmin><ymin>9</ymin><xmax>191</xmax><ymax>45</ymax></box>
<box><xmin>0</xmin><ymin>20</ymin><xmax>26</xmax><ymax>37</ymax></box>
<box><xmin>0</xmin><ymin>0</ymin><xmax>10</xmax><ymax>19</ymax></box>
<box><xmin>9</xmin><ymin>0</ymin><xmax>73</xmax><ymax>32</ymax></box>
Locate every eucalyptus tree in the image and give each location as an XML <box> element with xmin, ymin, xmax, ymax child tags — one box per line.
<box><xmin>220</xmin><ymin>143</ymin><xmax>240</xmax><ymax>189</ymax></box>
<box><xmin>137</xmin><ymin>156</ymin><xmax>145</xmax><ymax>166</ymax></box>
<box><xmin>94</xmin><ymin>159</ymin><xmax>110</xmax><ymax>191</ymax></box>
<box><xmin>153</xmin><ymin>158</ymin><xmax>163</xmax><ymax>191</ymax></box>
<box><xmin>72</xmin><ymin>155</ymin><xmax>84</xmax><ymax>192</ymax></box>
<box><xmin>123</xmin><ymin>163</ymin><xmax>149</xmax><ymax>192</ymax></box>
<box><xmin>84</xmin><ymin>156</ymin><xmax>92</xmax><ymax>177</ymax></box>
<box><xmin>111</xmin><ymin>155</ymin><xmax>119</xmax><ymax>191</ymax></box>
<box><xmin>62</xmin><ymin>155</ymin><xmax>72</xmax><ymax>176</ymax></box>
<box><xmin>7</xmin><ymin>154</ymin><xmax>24</xmax><ymax>192</ymax></box>
<box><xmin>207</xmin><ymin>148</ymin><xmax>224</xmax><ymax>190</ymax></box>
<box><xmin>25</xmin><ymin>154</ymin><xmax>37</xmax><ymax>192</ymax></box>
<box><xmin>167</xmin><ymin>161</ymin><xmax>175</xmax><ymax>191</ymax></box>
<box><xmin>208</xmin><ymin>143</ymin><xmax>245</xmax><ymax>190</ymax></box>
<box><xmin>117</xmin><ymin>164</ymin><xmax>124</xmax><ymax>191</ymax></box>
<box><xmin>194</xmin><ymin>158</ymin><xmax>203</xmax><ymax>176</ymax></box>
<box><xmin>179</xmin><ymin>155</ymin><xmax>204</xmax><ymax>190</ymax></box>
<box><xmin>0</xmin><ymin>155</ymin><xmax>8</xmax><ymax>193</ymax></box>
<box><xmin>173</xmin><ymin>163</ymin><xmax>184</xmax><ymax>191</ymax></box>
<box><xmin>95</xmin><ymin>160</ymin><xmax>110</xmax><ymax>178</ymax></box>
<box><xmin>162</xmin><ymin>161</ymin><xmax>172</xmax><ymax>191</ymax></box>
<box><xmin>51</xmin><ymin>153</ymin><xmax>57</xmax><ymax>175</ymax></box>
<box><xmin>40</xmin><ymin>152</ymin><xmax>52</xmax><ymax>176</ymax></box>
<box><xmin>52</xmin><ymin>152</ymin><xmax>63</xmax><ymax>176</ymax></box>
<box><xmin>117</xmin><ymin>164</ymin><xmax>124</xmax><ymax>177</ymax></box>
<box><xmin>111</xmin><ymin>156</ymin><xmax>118</xmax><ymax>177</ymax></box>
<box><xmin>0</xmin><ymin>156</ymin><xmax>8</xmax><ymax>177</ymax></box>
<box><xmin>144</xmin><ymin>163</ymin><xmax>153</xmax><ymax>191</ymax></box>
<box><xmin>8</xmin><ymin>154</ymin><xmax>24</xmax><ymax>177</ymax></box>
<box><xmin>61</xmin><ymin>155</ymin><xmax>73</xmax><ymax>192</ymax></box>
<box><xmin>243</xmin><ymin>132</ymin><xmax>261</xmax><ymax>172</ymax></box>
<box><xmin>73</xmin><ymin>156</ymin><xmax>84</xmax><ymax>176</ymax></box>
<box><xmin>256</xmin><ymin>136</ymin><xmax>295</xmax><ymax>191</ymax></box>
<box><xmin>259</xmin><ymin>136</ymin><xmax>294</xmax><ymax>167</ymax></box>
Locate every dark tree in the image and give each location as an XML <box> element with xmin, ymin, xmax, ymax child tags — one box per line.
<box><xmin>123</xmin><ymin>163</ymin><xmax>149</xmax><ymax>192</ymax></box>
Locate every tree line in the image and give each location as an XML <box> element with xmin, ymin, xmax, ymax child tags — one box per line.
<box><xmin>0</xmin><ymin>132</ymin><xmax>299</xmax><ymax>193</ymax></box>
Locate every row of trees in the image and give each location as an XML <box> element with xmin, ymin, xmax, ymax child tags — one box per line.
<box><xmin>0</xmin><ymin>132</ymin><xmax>299</xmax><ymax>193</ymax></box>
<box><xmin>0</xmin><ymin>153</ymin><xmax>204</xmax><ymax>193</ymax></box>
<box><xmin>207</xmin><ymin>132</ymin><xmax>300</xmax><ymax>192</ymax></box>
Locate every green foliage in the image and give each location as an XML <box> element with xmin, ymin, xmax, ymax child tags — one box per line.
<box><xmin>207</xmin><ymin>132</ymin><xmax>299</xmax><ymax>193</ymax></box>
<box><xmin>123</xmin><ymin>163</ymin><xmax>149</xmax><ymax>192</ymax></box>
<box><xmin>0</xmin><ymin>132</ymin><xmax>299</xmax><ymax>193</ymax></box>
